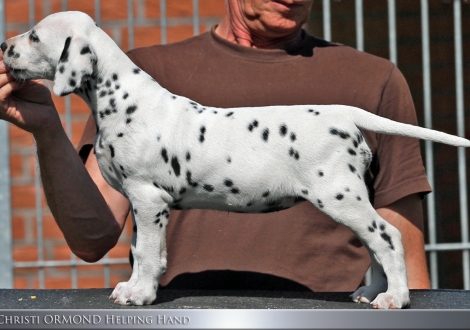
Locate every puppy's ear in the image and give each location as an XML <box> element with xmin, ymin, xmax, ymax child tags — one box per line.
<box><xmin>53</xmin><ymin>36</ymin><xmax>97</xmax><ymax>97</ymax></box>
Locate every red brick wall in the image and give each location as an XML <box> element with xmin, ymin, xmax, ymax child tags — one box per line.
<box><xmin>6</xmin><ymin>0</ymin><xmax>470</xmax><ymax>289</ymax></box>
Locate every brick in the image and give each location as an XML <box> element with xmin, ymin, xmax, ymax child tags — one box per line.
<box><xmin>9</xmin><ymin>125</ymin><xmax>34</xmax><ymax>148</ymax></box>
<box><xmin>199</xmin><ymin>0</ymin><xmax>225</xmax><ymax>17</ymax></box>
<box><xmin>11</xmin><ymin>185</ymin><xmax>36</xmax><ymax>209</ymax></box>
<box><xmin>77</xmin><ymin>276</ymin><xmax>105</xmax><ymax>288</ymax></box>
<box><xmin>5</xmin><ymin>0</ymin><xmax>30</xmax><ymax>24</ymax></box>
<box><xmin>51</xmin><ymin>244</ymin><xmax>75</xmax><ymax>261</ymax></box>
<box><xmin>42</xmin><ymin>214</ymin><xmax>64</xmax><ymax>240</ymax></box>
<box><xmin>101</xmin><ymin>0</ymin><xmax>129</xmax><ymax>21</ymax></box>
<box><xmin>12</xmin><ymin>215</ymin><xmax>26</xmax><ymax>240</ymax></box>
<box><xmin>145</xmin><ymin>0</ymin><xmax>160</xmax><ymax>19</ymax></box>
<box><xmin>10</xmin><ymin>154</ymin><xmax>24</xmax><ymax>179</ymax></box>
<box><xmin>108</xmin><ymin>242</ymin><xmax>131</xmax><ymax>259</ymax></box>
<box><xmin>71</xmin><ymin>94</ymin><xmax>91</xmax><ymax>114</ymax></box>
<box><xmin>127</xmin><ymin>26</ymin><xmax>162</xmax><ymax>49</ymax></box>
<box><xmin>167</xmin><ymin>25</ymin><xmax>195</xmax><ymax>43</ymax></box>
<box><xmin>167</xmin><ymin>0</ymin><xmax>193</xmax><ymax>18</ymax></box>
<box><xmin>45</xmin><ymin>276</ymin><xmax>72</xmax><ymax>289</ymax></box>
<box><xmin>14</xmin><ymin>245</ymin><xmax>38</xmax><ymax>262</ymax></box>
<box><xmin>13</xmin><ymin>277</ymin><xmax>29</xmax><ymax>289</ymax></box>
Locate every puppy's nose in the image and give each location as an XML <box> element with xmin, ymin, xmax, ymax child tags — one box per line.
<box><xmin>1</xmin><ymin>42</ymin><xmax>7</xmax><ymax>53</ymax></box>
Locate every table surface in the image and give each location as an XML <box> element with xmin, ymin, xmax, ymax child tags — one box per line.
<box><xmin>0</xmin><ymin>289</ymin><xmax>469</xmax><ymax>309</ymax></box>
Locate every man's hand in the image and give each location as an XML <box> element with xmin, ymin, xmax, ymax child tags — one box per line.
<box><xmin>0</xmin><ymin>54</ymin><xmax>61</xmax><ymax>139</ymax></box>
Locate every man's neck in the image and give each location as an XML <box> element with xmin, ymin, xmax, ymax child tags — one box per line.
<box><xmin>214</xmin><ymin>17</ymin><xmax>303</xmax><ymax>50</ymax></box>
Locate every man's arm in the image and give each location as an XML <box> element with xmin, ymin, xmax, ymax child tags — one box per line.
<box><xmin>377</xmin><ymin>193</ymin><xmax>431</xmax><ymax>289</ymax></box>
<box><xmin>0</xmin><ymin>58</ymin><xmax>128</xmax><ymax>262</ymax></box>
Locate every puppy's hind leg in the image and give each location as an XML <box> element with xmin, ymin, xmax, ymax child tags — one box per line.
<box><xmin>112</xmin><ymin>183</ymin><xmax>170</xmax><ymax>306</ymax></box>
<box><xmin>308</xmin><ymin>182</ymin><xmax>409</xmax><ymax>309</ymax></box>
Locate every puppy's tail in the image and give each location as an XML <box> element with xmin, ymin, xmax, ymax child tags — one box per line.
<box><xmin>345</xmin><ymin>105</ymin><xmax>470</xmax><ymax>148</ymax></box>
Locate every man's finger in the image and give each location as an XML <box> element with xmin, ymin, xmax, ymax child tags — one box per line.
<box><xmin>0</xmin><ymin>79</ymin><xmax>21</xmax><ymax>104</ymax></box>
<box><xmin>0</xmin><ymin>71</ymin><xmax>15</xmax><ymax>89</ymax></box>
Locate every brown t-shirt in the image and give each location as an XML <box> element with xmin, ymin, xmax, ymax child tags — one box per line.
<box><xmin>78</xmin><ymin>28</ymin><xmax>431</xmax><ymax>291</ymax></box>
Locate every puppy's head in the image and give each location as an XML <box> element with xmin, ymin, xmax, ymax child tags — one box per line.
<box><xmin>1</xmin><ymin>11</ymin><xmax>98</xmax><ymax>96</ymax></box>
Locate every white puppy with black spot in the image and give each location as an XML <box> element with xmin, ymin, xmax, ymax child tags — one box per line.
<box><xmin>2</xmin><ymin>11</ymin><xmax>469</xmax><ymax>308</ymax></box>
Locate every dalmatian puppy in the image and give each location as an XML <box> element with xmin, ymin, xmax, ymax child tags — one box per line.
<box><xmin>2</xmin><ymin>11</ymin><xmax>469</xmax><ymax>309</ymax></box>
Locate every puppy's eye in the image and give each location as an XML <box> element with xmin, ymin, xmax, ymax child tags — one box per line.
<box><xmin>29</xmin><ymin>30</ymin><xmax>40</xmax><ymax>43</ymax></box>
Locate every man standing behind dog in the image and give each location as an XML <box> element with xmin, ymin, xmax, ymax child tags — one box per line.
<box><xmin>0</xmin><ymin>0</ymin><xmax>431</xmax><ymax>294</ymax></box>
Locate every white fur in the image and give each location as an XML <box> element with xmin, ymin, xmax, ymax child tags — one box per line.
<box><xmin>3</xmin><ymin>11</ymin><xmax>469</xmax><ymax>308</ymax></box>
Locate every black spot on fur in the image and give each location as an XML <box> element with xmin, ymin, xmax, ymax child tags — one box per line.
<box><xmin>69</xmin><ymin>79</ymin><xmax>76</xmax><ymax>87</ymax></box>
<box><xmin>71</xmin><ymin>71</ymin><xmax>76</xmax><ymax>77</ymax></box>
<box><xmin>80</xmin><ymin>45</ymin><xmax>91</xmax><ymax>55</ymax></box>
<box><xmin>186</xmin><ymin>171</ymin><xmax>198</xmax><ymax>187</ymax></box>
<box><xmin>330</xmin><ymin>128</ymin><xmax>350</xmax><ymax>139</ymax></box>
<box><xmin>318</xmin><ymin>171</ymin><xmax>324</xmax><ymax>177</ymax></box>
<box><xmin>126</xmin><ymin>118</ymin><xmax>132</xmax><ymax>124</ymax></box>
<box><xmin>302</xmin><ymin>190</ymin><xmax>309</xmax><ymax>195</ymax></box>
<box><xmin>133</xmin><ymin>68</ymin><xmax>141</xmax><ymax>74</ymax></box>
<box><xmin>199</xmin><ymin>126</ymin><xmax>206</xmax><ymax>143</ymax></box>
<box><xmin>59</xmin><ymin>37</ymin><xmax>71</xmax><ymax>62</ymax></box>
<box><xmin>29</xmin><ymin>30</ymin><xmax>40</xmax><ymax>43</ymax></box>
<box><xmin>109</xmin><ymin>145</ymin><xmax>115</xmax><ymax>158</ymax></box>
<box><xmin>348</xmin><ymin>148</ymin><xmax>357</xmax><ymax>156</ymax></box>
<box><xmin>224</xmin><ymin>179</ymin><xmax>233</xmax><ymax>187</ymax></box>
<box><xmin>203</xmin><ymin>184</ymin><xmax>214</xmax><ymax>192</ymax></box>
<box><xmin>117</xmin><ymin>133</ymin><xmax>124</xmax><ymax>137</ymax></box>
<box><xmin>126</xmin><ymin>105</ymin><xmax>137</xmax><ymax>114</ymax></box>
<box><xmin>356</xmin><ymin>196</ymin><xmax>362</xmax><ymax>201</ymax></box>
<box><xmin>179</xmin><ymin>187</ymin><xmax>187</xmax><ymax>194</ymax></box>
<box><xmin>227</xmin><ymin>157</ymin><xmax>232</xmax><ymax>163</ymax></box>
<box><xmin>335</xmin><ymin>193</ymin><xmax>344</xmax><ymax>200</ymax></box>
<box><xmin>248</xmin><ymin>120</ymin><xmax>259</xmax><ymax>132</ymax></box>
<box><xmin>58</xmin><ymin>66</ymin><xmax>65</xmax><ymax>74</ymax></box>
<box><xmin>289</xmin><ymin>148</ymin><xmax>300</xmax><ymax>160</ymax></box>
<box><xmin>123</xmin><ymin>92</ymin><xmax>129</xmax><ymax>100</ymax></box>
<box><xmin>381</xmin><ymin>232</ymin><xmax>395</xmax><ymax>250</ymax></box>
<box><xmin>262</xmin><ymin>128</ymin><xmax>269</xmax><ymax>141</ymax></box>
<box><xmin>105</xmin><ymin>80</ymin><xmax>111</xmax><ymax>88</ymax></box>
<box><xmin>112</xmin><ymin>73</ymin><xmax>118</xmax><ymax>81</ymax></box>
<box><xmin>186</xmin><ymin>152</ymin><xmax>191</xmax><ymax>161</ymax></box>
<box><xmin>279</xmin><ymin>124</ymin><xmax>288</xmax><ymax>136</ymax></box>
<box><xmin>161</xmin><ymin>148</ymin><xmax>169</xmax><ymax>163</ymax></box>
<box><xmin>226</xmin><ymin>112</ymin><xmax>234</xmax><ymax>117</ymax></box>
<box><xmin>380</xmin><ymin>223</ymin><xmax>386</xmax><ymax>231</ymax></box>
<box><xmin>262</xmin><ymin>191</ymin><xmax>270</xmax><ymax>198</ymax></box>
<box><xmin>348</xmin><ymin>164</ymin><xmax>356</xmax><ymax>173</ymax></box>
<box><xmin>99</xmin><ymin>90</ymin><xmax>106</xmax><ymax>97</ymax></box>
<box><xmin>171</xmin><ymin>156</ymin><xmax>181</xmax><ymax>177</ymax></box>
<box><xmin>317</xmin><ymin>199</ymin><xmax>324</xmax><ymax>208</ymax></box>
<box><xmin>290</xmin><ymin>132</ymin><xmax>296</xmax><ymax>142</ymax></box>
<box><xmin>308</xmin><ymin>109</ymin><xmax>320</xmax><ymax>115</ymax></box>
<box><xmin>231</xmin><ymin>188</ymin><xmax>240</xmax><ymax>194</ymax></box>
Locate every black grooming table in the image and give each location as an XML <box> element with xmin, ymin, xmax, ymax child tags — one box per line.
<box><xmin>0</xmin><ymin>288</ymin><xmax>469</xmax><ymax>309</ymax></box>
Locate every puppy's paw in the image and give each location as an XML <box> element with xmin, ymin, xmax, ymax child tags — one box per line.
<box><xmin>371</xmin><ymin>292</ymin><xmax>410</xmax><ymax>309</ymax></box>
<box><xmin>113</xmin><ymin>283</ymin><xmax>157</xmax><ymax>306</ymax></box>
<box><xmin>109</xmin><ymin>281</ymin><xmax>128</xmax><ymax>301</ymax></box>
<box><xmin>350</xmin><ymin>283</ymin><xmax>387</xmax><ymax>305</ymax></box>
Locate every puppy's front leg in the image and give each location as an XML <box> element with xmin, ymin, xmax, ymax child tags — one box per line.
<box><xmin>112</xmin><ymin>185</ymin><xmax>170</xmax><ymax>306</ymax></box>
